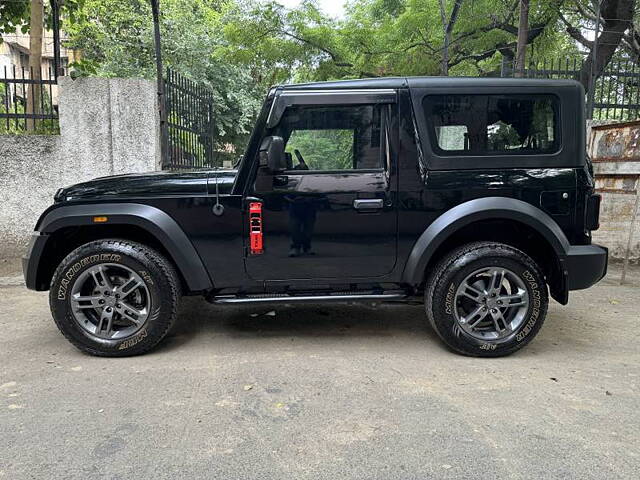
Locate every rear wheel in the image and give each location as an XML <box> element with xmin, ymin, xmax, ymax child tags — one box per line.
<box><xmin>49</xmin><ymin>239</ymin><xmax>180</xmax><ymax>356</ymax></box>
<box><xmin>425</xmin><ymin>242</ymin><xmax>548</xmax><ymax>357</ymax></box>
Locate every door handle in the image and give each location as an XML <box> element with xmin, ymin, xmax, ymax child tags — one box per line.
<box><xmin>353</xmin><ymin>199</ymin><xmax>383</xmax><ymax>210</ymax></box>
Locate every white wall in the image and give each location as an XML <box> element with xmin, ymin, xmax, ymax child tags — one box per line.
<box><xmin>0</xmin><ymin>77</ymin><xmax>160</xmax><ymax>258</ymax></box>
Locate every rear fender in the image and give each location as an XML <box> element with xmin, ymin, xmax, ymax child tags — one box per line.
<box><xmin>402</xmin><ymin>197</ymin><xmax>570</xmax><ymax>287</ymax></box>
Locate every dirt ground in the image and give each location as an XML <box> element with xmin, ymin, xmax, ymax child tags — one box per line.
<box><xmin>1</xmin><ymin>260</ymin><xmax>639</xmax><ymax>479</ymax></box>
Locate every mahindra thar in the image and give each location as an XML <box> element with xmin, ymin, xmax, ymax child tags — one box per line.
<box><xmin>23</xmin><ymin>77</ymin><xmax>607</xmax><ymax>357</ymax></box>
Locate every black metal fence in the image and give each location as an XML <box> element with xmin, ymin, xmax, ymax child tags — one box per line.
<box><xmin>162</xmin><ymin>68</ymin><xmax>234</xmax><ymax>170</ymax></box>
<box><xmin>502</xmin><ymin>58</ymin><xmax>640</xmax><ymax>121</ymax></box>
<box><xmin>0</xmin><ymin>0</ymin><xmax>62</xmax><ymax>135</ymax></box>
<box><xmin>0</xmin><ymin>66</ymin><xmax>60</xmax><ymax>134</ymax></box>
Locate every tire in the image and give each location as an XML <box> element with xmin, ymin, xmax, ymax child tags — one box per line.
<box><xmin>425</xmin><ymin>242</ymin><xmax>548</xmax><ymax>357</ymax></box>
<box><xmin>49</xmin><ymin>239</ymin><xmax>180</xmax><ymax>357</ymax></box>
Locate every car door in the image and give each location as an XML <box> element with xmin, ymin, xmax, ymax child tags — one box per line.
<box><xmin>245</xmin><ymin>91</ymin><xmax>398</xmax><ymax>282</ymax></box>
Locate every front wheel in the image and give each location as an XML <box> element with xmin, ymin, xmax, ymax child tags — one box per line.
<box><xmin>425</xmin><ymin>242</ymin><xmax>548</xmax><ymax>357</ymax></box>
<box><xmin>49</xmin><ymin>239</ymin><xmax>180</xmax><ymax>356</ymax></box>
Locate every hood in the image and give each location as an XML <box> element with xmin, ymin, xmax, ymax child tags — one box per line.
<box><xmin>206</xmin><ymin>169</ymin><xmax>237</xmax><ymax>195</ymax></box>
<box><xmin>55</xmin><ymin>169</ymin><xmax>237</xmax><ymax>202</ymax></box>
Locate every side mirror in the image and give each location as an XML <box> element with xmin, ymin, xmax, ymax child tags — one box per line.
<box><xmin>259</xmin><ymin>136</ymin><xmax>287</xmax><ymax>173</ymax></box>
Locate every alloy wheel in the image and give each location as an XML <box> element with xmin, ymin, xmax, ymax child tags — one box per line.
<box><xmin>454</xmin><ymin>266</ymin><xmax>529</xmax><ymax>341</ymax></box>
<box><xmin>69</xmin><ymin>263</ymin><xmax>151</xmax><ymax>340</ymax></box>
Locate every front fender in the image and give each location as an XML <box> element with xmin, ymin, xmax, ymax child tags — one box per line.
<box><xmin>32</xmin><ymin>203</ymin><xmax>213</xmax><ymax>292</ymax></box>
<box><xmin>401</xmin><ymin>197</ymin><xmax>570</xmax><ymax>286</ymax></box>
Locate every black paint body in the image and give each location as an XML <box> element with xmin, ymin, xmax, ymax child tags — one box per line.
<box><xmin>24</xmin><ymin>77</ymin><xmax>607</xmax><ymax>304</ymax></box>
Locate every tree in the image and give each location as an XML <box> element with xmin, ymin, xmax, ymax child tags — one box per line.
<box><xmin>222</xmin><ymin>0</ymin><xmax>355</xmax><ymax>83</ymax></box>
<box><xmin>620</xmin><ymin>2</ymin><xmax>640</xmax><ymax>61</ymax></box>
<box><xmin>26</xmin><ymin>0</ymin><xmax>44</xmax><ymax>131</ymax></box>
<box><xmin>514</xmin><ymin>0</ymin><xmax>529</xmax><ymax>76</ymax></box>
<box><xmin>60</xmin><ymin>0</ymin><xmax>640</xmax><ymax>148</ymax></box>
<box><xmin>66</xmin><ymin>0</ymin><xmax>263</xmax><ymax>147</ymax></box>
<box><xmin>560</xmin><ymin>0</ymin><xmax>637</xmax><ymax>92</ymax></box>
<box><xmin>0</xmin><ymin>1</ymin><xmax>84</xmax><ymax>38</ymax></box>
<box><xmin>1</xmin><ymin>0</ymin><xmax>83</xmax><ymax>130</ymax></box>
<box><xmin>438</xmin><ymin>0</ymin><xmax>464</xmax><ymax>75</ymax></box>
<box><xmin>223</xmin><ymin>0</ymin><xmax>569</xmax><ymax>79</ymax></box>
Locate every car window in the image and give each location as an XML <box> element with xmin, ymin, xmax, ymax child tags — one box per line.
<box><xmin>423</xmin><ymin>94</ymin><xmax>559</xmax><ymax>156</ymax></box>
<box><xmin>435</xmin><ymin>125</ymin><xmax>468</xmax><ymax>150</ymax></box>
<box><xmin>286</xmin><ymin>129</ymin><xmax>354</xmax><ymax>171</ymax></box>
<box><xmin>277</xmin><ymin>105</ymin><xmax>383</xmax><ymax>171</ymax></box>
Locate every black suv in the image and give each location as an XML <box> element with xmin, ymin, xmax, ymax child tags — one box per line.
<box><xmin>23</xmin><ymin>77</ymin><xmax>607</xmax><ymax>357</ymax></box>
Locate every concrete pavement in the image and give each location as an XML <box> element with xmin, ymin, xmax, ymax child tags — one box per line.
<box><xmin>1</xmin><ymin>264</ymin><xmax>639</xmax><ymax>479</ymax></box>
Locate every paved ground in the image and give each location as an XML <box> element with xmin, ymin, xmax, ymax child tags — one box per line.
<box><xmin>1</xmin><ymin>261</ymin><xmax>639</xmax><ymax>479</ymax></box>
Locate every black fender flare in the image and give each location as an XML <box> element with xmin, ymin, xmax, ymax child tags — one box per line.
<box><xmin>37</xmin><ymin>203</ymin><xmax>213</xmax><ymax>292</ymax></box>
<box><xmin>401</xmin><ymin>197</ymin><xmax>570</xmax><ymax>286</ymax></box>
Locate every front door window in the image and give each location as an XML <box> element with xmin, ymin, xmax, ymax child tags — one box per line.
<box><xmin>277</xmin><ymin>105</ymin><xmax>384</xmax><ymax>172</ymax></box>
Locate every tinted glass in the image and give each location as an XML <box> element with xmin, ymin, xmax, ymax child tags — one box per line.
<box><xmin>423</xmin><ymin>94</ymin><xmax>559</xmax><ymax>156</ymax></box>
<box><xmin>277</xmin><ymin>105</ymin><xmax>383</xmax><ymax>171</ymax></box>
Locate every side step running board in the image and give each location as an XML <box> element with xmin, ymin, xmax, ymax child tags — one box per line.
<box><xmin>212</xmin><ymin>293</ymin><xmax>407</xmax><ymax>305</ymax></box>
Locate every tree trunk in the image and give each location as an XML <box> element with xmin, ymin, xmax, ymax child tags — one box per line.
<box><xmin>26</xmin><ymin>0</ymin><xmax>44</xmax><ymax>132</ymax></box>
<box><xmin>514</xmin><ymin>0</ymin><xmax>529</xmax><ymax>77</ymax></box>
<box><xmin>438</xmin><ymin>0</ymin><xmax>449</xmax><ymax>75</ymax></box>
<box><xmin>579</xmin><ymin>0</ymin><xmax>636</xmax><ymax>94</ymax></box>
<box><xmin>438</xmin><ymin>0</ymin><xmax>464</xmax><ymax>76</ymax></box>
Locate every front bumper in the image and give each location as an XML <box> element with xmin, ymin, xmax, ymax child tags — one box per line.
<box><xmin>564</xmin><ymin>244</ymin><xmax>608</xmax><ymax>291</ymax></box>
<box><xmin>22</xmin><ymin>232</ymin><xmax>50</xmax><ymax>291</ymax></box>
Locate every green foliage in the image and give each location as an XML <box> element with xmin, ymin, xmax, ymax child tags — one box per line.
<box><xmin>65</xmin><ymin>0</ymin><xmax>263</xmax><ymax>148</ymax></box>
<box><xmin>65</xmin><ymin>0</ymin><xmax>155</xmax><ymax>78</ymax></box>
<box><xmin>64</xmin><ymin>0</ymin><xmax>631</xmax><ymax>150</ymax></box>
<box><xmin>223</xmin><ymin>0</ymin><xmax>356</xmax><ymax>83</ymax></box>
<box><xmin>68</xmin><ymin>58</ymin><xmax>99</xmax><ymax>78</ymax></box>
<box><xmin>0</xmin><ymin>83</ymin><xmax>59</xmax><ymax>134</ymax></box>
<box><xmin>0</xmin><ymin>0</ymin><xmax>85</xmax><ymax>39</ymax></box>
<box><xmin>221</xmin><ymin>0</ymin><xmax>585</xmax><ymax>81</ymax></box>
<box><xmin>0</xmin><ymin>0</ymin><xmax>30</xmax><ymax>37</ymax></box>
<box><xmin>286</xmin><ymin>129</ymin><xmax>354</xmax><ymax>170</ymax></box>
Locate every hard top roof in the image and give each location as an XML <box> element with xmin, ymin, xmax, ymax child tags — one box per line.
<box><xmin>279</xmin><ymin>76</ymin><xmax>583</xmax><ymax>91</ymax></box>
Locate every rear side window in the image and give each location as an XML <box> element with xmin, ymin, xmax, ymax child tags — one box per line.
<box><xmin>423</xmin><ymin>94</ymin><xmax>560</xmax><ymax>156</ymax></box>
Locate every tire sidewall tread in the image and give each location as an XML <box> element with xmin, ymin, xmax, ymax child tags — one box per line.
<box><xmin>49</xmin><ymin>239</ymin><xmax>180</xmax><ymax>357</ymax></box>
<box><xmin>425</xmin><ymin>242</ymin><xmax>549</xmax><ymax>357</ymax></box>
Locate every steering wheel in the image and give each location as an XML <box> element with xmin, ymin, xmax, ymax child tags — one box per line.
<box><xmin>294</xmin><ymin>149</ymin><xmax>308</xmax><ymax>169</ymax></box>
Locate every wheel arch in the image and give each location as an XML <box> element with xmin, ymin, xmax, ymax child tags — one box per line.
<box><xmin>402</xmin><ymin>197</ymin><xmax>570</xmax><ymax>301</ymax></box>
<box><xmin>32</xmin><ymin>203</ymin><xmax>213</xmax><ymax>293</ymax></box>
